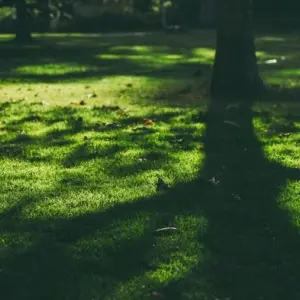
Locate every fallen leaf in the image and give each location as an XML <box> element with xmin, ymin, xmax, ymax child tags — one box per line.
<box><xmin>209</xmin><ymin>177</ymin><xmax>219</xmax><ymax>185</ymax></box>
<box><xmin>224</xmin><ymin>120</ymin><xmax>240</xmax><ymax>128</ymax></box>
<box><xmin>279</xmin><ymin>132</ymin><xmax>291</xmax><ymax>138</ymax></box>
<box><xmin>137</xmin><ymin>158</ymin><xmax>147</xmax><ymax>162</ymax></box>
<box><xmin>144</xmin><ymin>119</ymin><xmax>154</xmax><ymax>126</ymax></box>
<box><xmin>155</xmin><ymin>227</ymin><xmax>178</xmax><ymax>232</ymax></box>
<box><xmin>87</xmin><ymin>92</ymin><xmax>97</xmax><ymax>98</ymax></box>
<box><xmin>232</xmin><ymin>193</ymin><xmax>242</xmax><ymax>200</ymax></box>
<box><xmin>104</xmin><ymin>122</ymin><xmax>120</xmax><ymax>129</ymax></box>
<box><xmin>151</xmin><ymin>291</ymin><xmax>164</xmax><ymax>297</ymax></box>
<box><xmin>265</xmin><ymin>59</ymin><xmax>277</xmax><ymax>64</ymax></box>
<box><xmin>132</xmin><ymin>126</ymin><xmax>153</xmax><ymax>132</ymax></box>
<box><xmin>40</xmin><ymin>100</ymin><xmax>49</xmax><ymax>106</ymax></box>
<box><xmin>226</xmin><ymin>103</ymin><xmax>239</xmax><ymax>110</ymax></box>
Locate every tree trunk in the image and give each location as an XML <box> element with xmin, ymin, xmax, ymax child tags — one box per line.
<box><xmin>210</xmin><ymin>0</ymin><xmax>264</xmax><ymax>97</ymax></box>
<box><xmin>15</xmin><ymin>0</ymin><xmax>32</xmax><ymax>43</ymax></box>
<box><xmin>160</xmin><ymin>0</ymin><xmax>167</xmax><ymax>29</ymax></box>
<box><xmin>201</xmin><ymin>0</ymin><xmax>216</xmax><ymax>27</ymax></box>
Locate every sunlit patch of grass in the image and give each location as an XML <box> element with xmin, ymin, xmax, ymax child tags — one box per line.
<box><xmin>278</xmin><ymin>181</ymin><xmax>300</xmax><ymax>227</ymax></box>
<box><xmin>188</xmin><ymin>47</ymin><xmax>215</xmax><ymax>64</ymax></box>
<box><xmin>273</xmin><ymin>68</ymin><xmax>300</xmax><ymax>77</ymax></box>
<box><xmin>0</xmin><ymin>76</ymin><xmax>168</xmax><ymax>106</ymax></box>
<box><xmin>15</xmin><ymin>63</ymin><xmax>100</xmax><ymax>75</ymax></box>
<box><xmin>257</xmin><ymin>36</ymin><xmax>286</xmax><ymax>42</ymax></box>
<box><xmin>110</xmin><ymin>45</ymin><xmax>170</xmax><ymax>54</ymax></box>
<box><xmin>0</xmin><ymin>98</ymin><xmax>205</xmax><ymax>222</ymax></box>
<box><xmin>96</xmin><ymin>53</ymin><xmax>185</xmax><ymax>67</ymax></box>
<box><xmin>99</xmin><ymin>46</ymin><xmax>216</xmax><ymax>66</ymax></box>
<box><xmin>253</xmin><ymin>104</ymin><xmax>300</xmax><ymax>168</ymax></box>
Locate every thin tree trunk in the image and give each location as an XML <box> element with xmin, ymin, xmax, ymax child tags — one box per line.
<box><xmin>210</xmin><ymin>0</ymin><xmax>264</xmax><ymax>97</ymax></box>
<box><xmin>160</xmin><ymin>0</ymin><xmax>167</xmax><ymax>29</ymax></box>
<box><xmin>201</xmin><ymin>0</ymin><xmax>216</xmax><ymax>27</ymax></box>
<box><xmin>15</xmin><ymin>0</ymin><xmax>32</xmax><ymax>43</ymax></box>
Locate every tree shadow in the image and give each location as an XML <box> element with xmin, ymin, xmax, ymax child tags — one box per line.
<box><xmin>161</xmin><ymin>96</ymin><xmax>300</xmax><ymax>299</ymax></box>
<box><xmin>0</xmin><ymin>90</ymin><xmax>299</xmax><ymax>299</ymax></box>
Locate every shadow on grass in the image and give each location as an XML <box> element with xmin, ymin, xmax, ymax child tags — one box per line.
<box><xmin>0</xmin><ymin>31</ymin><xmax>300</xmax><ymax>85</ymax></box>
<box><xmin>0</xmin><ymin>91</ymin><xmax>299</xmax><ymax>299</ymax></box>
<box><xmin>0</xmin><ymin>32</ymin><xmax>215</xmax><ymax>83</ymax></box>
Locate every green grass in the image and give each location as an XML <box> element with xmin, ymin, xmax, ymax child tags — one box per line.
<box><xmin>0</xmin><ymin>31</ymin><xmax>299</xmax><ymax>300</ymax></box>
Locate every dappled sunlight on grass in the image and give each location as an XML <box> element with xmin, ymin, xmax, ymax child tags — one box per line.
<box><xmin>15</xmin><ymin>63</ymin><xmax>100</xmax><ymax>75</ymax></box>
<box><xmin>2</xmin><ymin>31</ymin><xmax>299</xmax><ymax>88</ymax></box>
<box><xmin>0</xmin><ymin>100</ymin><xmax>205</xmax><ymax>221</ymax></box>
<box><xmin>0</xmin><ymin>159</ymin><xmax>61</xmax><ymax>213</ymax></box>
<box><xmin>278</xmin><ymin>181</ymin><xmax>300</xmax><ymax>228</ymax></box>
<box><xmin>0</xmin><ymin>31</ymin><xmax>300</xmax><ymax>300</ymax></box>
<box><xmin>273</xmin><ymin>68</ymin><xmax>300</xmax><ymax>77</ymax></box>
<box><xmin>110</xmin><ymin>45</ymin><xmax>170</xmax><ymax>54</ymax></box>
<box><xmin>96</xmin><ymin>53</ymin><xmax>185</xmax><ymax>67</ymax></box>
<box><xmin>98</xmin><ymin>46</ymin><xmax>215</xmax><ymax>66</ymax></box>
<box><xmin>253</xmin><ymin>104</ymin><xmax>300</xmax><ymax>169</ymax></box>
<box><xmin>189</xmin><ymin>47</ymin><xmax>215</xmax><ymax>64</ymax></box>
<box><xmin>257</xmin><ymin>36</ymin><xmax>286</xmax><ymax>42</ymax></box>
<box><xmin>0</xmin><ymin>76</ymin><xmax>171</xmax><ymax>106</ymax></box>
<box><xmin>0</xmin><ymin>31</ymin><xmax>215</xmax><ymax>84</ymax></box>
<box><xmin>0</xmin><ymin>94</ymin><xmax>208</xmax><ymax>299</ymax></box>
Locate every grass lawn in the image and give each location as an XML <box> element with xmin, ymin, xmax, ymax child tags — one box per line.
<box><xmin>0</xmin><ymin>31</ymin><xmax>299</xmax><ymax>300</ymax></box>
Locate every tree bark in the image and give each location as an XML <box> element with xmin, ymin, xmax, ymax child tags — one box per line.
<box><xmin>201</xmin><ymin>0</ymin><xmax>216</xmax><ymax>27</ymax></box>
<box><xmin>210</xmin><ymin>0</ymin><xmax>264</xmax><ymax>97</ymax></box>
<box><xmin>15</xmin><ymin>0</ymin><xmax>32</xmax><ymax>43</ymax></box>
<box><xmin>160</xmin><ymin>0</ymin><xmax>167</xmax><ymax>29</ymax></box>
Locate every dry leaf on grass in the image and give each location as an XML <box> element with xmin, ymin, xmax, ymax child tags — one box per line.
<box><xmin>151</xmin><ymin>291</ymin><xmax>164</xmax><ymax>297</ymax></box>
<box><xmin>87</xmin><ymin>92</ymin><xmax>97</xmax><ymax>98</ymax></box>
<box><xmin>40</xmin><ymin>100</ymin><xmax>49</xmax><ymax>106</ymax></box>
<box><xmin>224</xmin><ymin>120</ymin><xmax>240</xmax><ymax>128</ymax></box>
<box><xmin>144</xmin><ymin>119</ymin><xmax>154</xmax><ymax>126</ymax></box>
